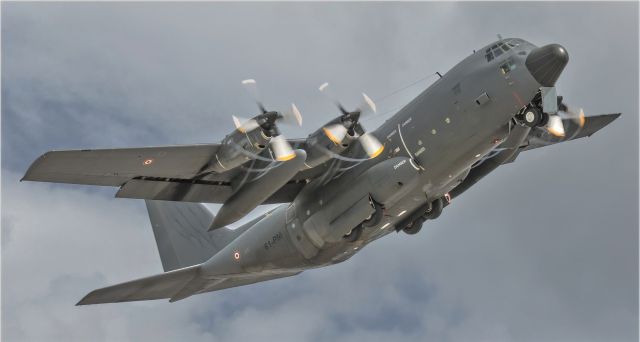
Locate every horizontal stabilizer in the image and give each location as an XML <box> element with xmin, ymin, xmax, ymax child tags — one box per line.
<box><xmin>77</xmin><ymin>265</ymin><xmax>200</xmax><ymax>305</ymax></box>
<box><xmin>77</xmin><ymin>266</ymin><xmax>303</xmax><ymax>305</ymax></box>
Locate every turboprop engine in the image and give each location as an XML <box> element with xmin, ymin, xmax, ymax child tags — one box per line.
<box><xmin>203</xmin><ymin>108</ymin><xmax>301</xmax><ymax>173</ymax></box>
<box><xmin>203</xmin><ymin>79</ymin><xmax>303</xmax><ymax>174</ymax></box>
<box><xmin>303</xmin><ymin>83</ymin><xmax>384</xmax><ymax>168</ymax></box>
<box><xmin>205</xmin><ymin>123</ymin><xmax>272</xmax><ymax>173</ymax></box>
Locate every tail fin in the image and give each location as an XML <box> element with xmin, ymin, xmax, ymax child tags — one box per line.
<box><xmin>145</xmin><ymin>200</ymin><xmax>250</xmax><ymax>272</ymax></box>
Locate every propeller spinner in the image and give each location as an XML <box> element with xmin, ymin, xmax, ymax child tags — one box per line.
<box><xmin>318</xmin><ymin>82</ymin><xmax>384</xmax><ymax>159</ymax></box>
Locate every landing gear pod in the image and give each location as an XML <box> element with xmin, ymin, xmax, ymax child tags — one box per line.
<box><xmin>299</xmin><ymin>157</ymin><xmax>421</xmax><ymax>245</ymax></box>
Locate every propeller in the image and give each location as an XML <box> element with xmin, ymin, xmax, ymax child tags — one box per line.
<box><xmin>318</xmin><ymin>82</ymin><xmax>384</xmax><ymax>159</ymax></box>
<box><xmin>543</xmin><ymin>96</ymin><xmax>585</xmax><ymax>138</ymax></box>
<box><xmin>270</xmin><ymin>135</ymin><xmax>296</xmax><ymax>161</ymax></box>
<box><xmin>232</xmin><ymin>79</ymin><xmax>303</xmax><ymax>161</ymax></box>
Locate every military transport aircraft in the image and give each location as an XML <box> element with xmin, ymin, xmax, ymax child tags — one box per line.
<box><xmin>23</xmin><ymin>38</ymin><xmax>620</xmax><ymax>305</ymax></box>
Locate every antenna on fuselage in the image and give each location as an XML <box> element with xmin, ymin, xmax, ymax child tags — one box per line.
<box><xmin>497</xmin><ymin>33</ymin><xmax>503</xmax><ymax>41</ymax></box>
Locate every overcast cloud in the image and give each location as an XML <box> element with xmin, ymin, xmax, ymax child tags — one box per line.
<box><xmin>2</xmin><ymin>2</ymin><xmax>638</xmax><ymax>341</ymax></box>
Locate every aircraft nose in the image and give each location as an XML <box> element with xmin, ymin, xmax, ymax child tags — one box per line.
<box><xmin>525</xmin><ymin>44</ymin><xmax>569</xmax><ymax>87</ymax></box>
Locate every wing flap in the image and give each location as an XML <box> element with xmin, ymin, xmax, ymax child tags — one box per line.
<box><xmin>116</xmin><ymin>178</ymin><xmax>304</xmax><ymax>203</ymax></box>
<box><xmin>117</xmin><ymin>179</ymin><xmax>232</xmax><ymax>202</ymax></box>
<box><xmin>23</xmin><ymin>145</ymin><xmax>220</xmax><ymax>186</ymax></box>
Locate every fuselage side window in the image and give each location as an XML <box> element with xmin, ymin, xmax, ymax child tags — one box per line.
<box><xmin>499</xmin><ymin>58</ymin><xmax>517</xmax><ymax>74</ymax></box>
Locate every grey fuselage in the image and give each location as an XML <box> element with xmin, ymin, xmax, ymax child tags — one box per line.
<box><xmin>200</xmin><ymin>38</ymin><xmax>543</xmax><ymax>278</ymax></box>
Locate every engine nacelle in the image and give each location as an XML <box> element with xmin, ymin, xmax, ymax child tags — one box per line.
<box><xmin>302</xmin><ymin>126</ymin><xmax>357</xmax><ymax>169</ymax></box>
<box><xmin>205</xmin><ymin>128</ymin><xmax>271</xmax><ymax>173</ymax></box>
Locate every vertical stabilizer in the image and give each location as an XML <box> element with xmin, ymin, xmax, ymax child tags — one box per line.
<box><xmin>145</xmin><ymin>201</ymin><xmax>252</xmax><ymax>271</ymax></box>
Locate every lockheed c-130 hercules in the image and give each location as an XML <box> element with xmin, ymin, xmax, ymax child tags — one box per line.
<box><xmin>23</xmin><ymin>38</ymin><xmax>620</xmax><ymax>305</ymax></box>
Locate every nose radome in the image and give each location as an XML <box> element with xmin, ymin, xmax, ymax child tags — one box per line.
<box><xmin>525</xmin><ymin>44</ymin><xmax>569</xmax><ymax>87</ymax></box>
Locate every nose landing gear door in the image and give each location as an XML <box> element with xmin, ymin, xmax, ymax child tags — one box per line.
<box><xmin>540</xmin><ymin>86</ymin><xmax>558</xmax><ymax>114</ymax></box>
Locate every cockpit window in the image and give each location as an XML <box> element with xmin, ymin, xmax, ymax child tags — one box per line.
<box><xmin>485</xmin><ymin>47</ymin><xmax>494</xmax><ymax>61</ymax></box>
<box><xmin>485</xmin><ymin>41</ymin><xmax>517</xmax><ymax>62</ymax></box>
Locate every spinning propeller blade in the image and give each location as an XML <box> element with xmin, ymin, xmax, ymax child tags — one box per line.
<box><xmin>234</xmin><ymin>78</ymin><xmax>303</xmax><ymax>133</ymax></box>
<box><xmin>280</xmin><ymin>103</ymin><xmax>303</xmax><ymax>127</ymax></box>
<box><xmin>271</xmin><ymin>135</ymin><xmax>296</xmax><ymax>161</ymax></box>
<box><xmin>318</xmin><ymin>82</ymin><xmax>377</xmax><ymax>116</ymax></box>
<box><xmin>232</xmin><ymin>115</ymin><xmax>260</xmax><ymax>133</ymax></box>
<box><xmin>359</xmin><ymin>132</ymin><xmax>384</xmax><ymax>159</ymax></box>
<box><xmin>241</xmin><ymin>79</ymin><xmax>267</xmax><ymax>113</ymax></box>
<box><xmin>323</xmin><ymin>124</ymin><xmax>348</xmax><ymax>145</ymax></box>
<box><xmin>227</xmin><ymin>79</ymin><xmax>302</xmax><ymax>162</ymax></box>
<box><xmin>544</xmin><ymin>98</ymin><xmax>586</xmax><ymax>138</ymax></box>
<box><xmin>545</xmin><ymin>114</ymin><xmax>566</xmax><ymax>137</ymax></box>
<box><xmin>317</xmin><ymin>82</ymin><xmax>384</xmax><ymax>158</ymax></box>
<box><xmin>362</xmin><ymin>93</ymin><xmax>377</xmax><ymax>114</ymax></box>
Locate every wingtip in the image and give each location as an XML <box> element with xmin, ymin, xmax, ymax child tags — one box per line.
<box><xmin>76</xmin><ymin>296</ymin><xmax>90</xmax><ymax>306</ymax></box>
<box><xmin>76</xmin><ymin>289</ymin><xmax>100</xmax><ymax>306</ymax></box>
<box><xmin>582</xmin><ymin>113</ymin><xmax>622</xmax><ymax>138</ymax></box>
<box><xmin>595</xmin><ymin>112</ymin><xmax>622</xmax><ymax>128</ymax></box>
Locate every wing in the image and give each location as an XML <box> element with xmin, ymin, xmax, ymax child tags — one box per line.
<box><xmin>22</xmin><ymin>144</ymin><xmax>222</xmax><ymax>186</ymax></box>
<box><xmin>523</xmin><ymin>113</ymin><xmax>620</xmax><ymax>152</ymax></box>
<box><xmin>76</xmin><ymin>266</ymin><xmax>301</xmax><ymax>305</ymax></box>
<box><xmin>449</xmin><ymin>113</ymin><xmax>620</xmax><ymax>200</ymax></box>
<box><xmin>22</xmin><ymin>140</ymin><xmax>335</xmax><ymax>204</ymax></box>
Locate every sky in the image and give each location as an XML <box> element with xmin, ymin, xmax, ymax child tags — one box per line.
<box><xmin>2</xmin><ymin>2</ymin><xmax>638</xmax><ymax>341</ymax></box>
